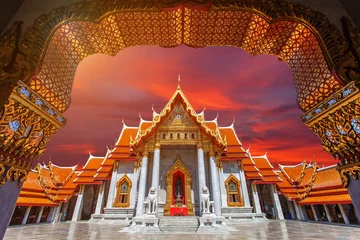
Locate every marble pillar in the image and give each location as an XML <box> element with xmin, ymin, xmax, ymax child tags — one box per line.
<box><xmin>21</xmin><ymin>206</ymin><xmax>31</xmax><ymax>225</ymax></box>
<box><xmin>293</xmin><ymin>201</ymin><xmax>302</xmax><ymax>220</ymax></box>
<box><xmin>323</xmin><ymin>204</ymin><xmax>332</xmax><ymax>223</ymax></box>
<box><xmin>347</xmin><ymin>175</ymin><xmax>360</xmax><ymax>224</ymax></box>
<box><xmin>338</xmin><ymin>204</ymin><xmax>350</xmax><ymax>224</ymax></box>
<box><xmin>286</xmin><ymin>199</ymin><xmax>296</xmax><ymax>219</ymax></box>
<box><xmin>238</xmin><ymin>163</ymin><xmax>250</xmax><ymax>208</ymax></box>
<box><xmin>136</xmin><ymin>153</ymin><xmax>149</xmax><ymax>216</ymax></box>
<box><xmin>209</xmin><ymin>153</ymin><xmax>221</xmax><ymax>216</ymax></box>
<box><xmin>61</xmin><ymin>201</ymin><xmax>70</xmax><ymax>221</ymax></box>
<box><xmin>95</xmin><ymin>182</ymin><xmax>106</xmax><ymax>214</ymax></box>
<box><xmin>251</xmin><ymin>181</ymin><xmax>262</xmax><ymax>214</ymax></box>
<box><xmin>270</xmin><ymin>185</ymin><xmax>284</xmax><ymax>220</ymax></box>
<box><xmin>52</xmin><ymin>202</ymin><xmax>62</xmax><ymax>223</ymax></box>
<box><xmin>197</xmin><ymin>145</ymin><xmax>207</xmax><ymax>213</ymax></box>
<box><xmin>106</xmin><ymin>162</ymin><xmax>119</xmax><ymax>208</ymax></box>
<box><xmin>311</xmin><ymin>205</ymin><xmax>319</xmax><ymax>221</ymax></box>
<box><xmin>218</xmin><ymin>165</ymin><xmax>227</xmax><ymax>208</ymax></box>
<box><xmin>151</xmin><ymin>145</ymin><xmax>161</xmax><ymax>191</ymax></box>
<box><xmin>301</xmin><ymin>206</ymin><xmax>309</xmax><ymax>220</ymax></box>
<box><xmin>72</xmin><ymin>185</ymin><xmax>85</xmax><ymax>221</ymax></box>
<box><xmin>36</xmin><ymin>206</ymin><xmax>45</xmax><ymax>223</ymax></box>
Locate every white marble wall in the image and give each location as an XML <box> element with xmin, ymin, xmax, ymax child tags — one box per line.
<box><xmin>221</xmin><ymin>161</ymin><xmax>244</xmax><ymax>207</ymax></box>
<box><xmin>115</xmin><ymin>161</ymin><xmax>138</xmax><ymax>209</ymax></box>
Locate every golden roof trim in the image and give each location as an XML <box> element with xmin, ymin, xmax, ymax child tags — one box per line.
<box><xmin>130</xmin><ymin>85</ymin><xmax>227</xmax><ymax>149</ymax></box>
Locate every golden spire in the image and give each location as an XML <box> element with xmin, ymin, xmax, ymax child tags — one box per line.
<box><xmin>177</xmin><ymin>74</ymin><xmax>181</xmax><ymax>90</ymax></box>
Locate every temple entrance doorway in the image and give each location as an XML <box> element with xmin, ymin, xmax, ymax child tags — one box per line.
<box><xmin>164</xmin><ymin>155</ymin><xmax>194</xmax><ymax>216</ymax></box>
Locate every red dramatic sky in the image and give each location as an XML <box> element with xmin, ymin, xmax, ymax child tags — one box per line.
<box><xmin>40</xmin><ymin>46</ymin><xmax>336</xmax><ymax>168</ymax></box>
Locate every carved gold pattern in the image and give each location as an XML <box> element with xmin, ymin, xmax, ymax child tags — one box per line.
<box><xmin>0</xmin><ymin>164</ymin><xmax>28</xmax><ymax>187</ymax></box>
<box><xmin>2</xmin><ymin>1</ymin><xmax>356</xmax><ymax>113</ymax></box>
<box><xmin>296</xmin><ymin>163</ymin><xmax>318</xmax><ymax>200</ymax></box>
<box><xmin>225</xmin><ymin>173</ymin><xmax>244</xmax><ymax>207</ymax></box>
<box><xmin>114</xmin><ymin>174</ymin><xmax>132</xmax><ymax>208</ymax></box>
<box><xmin>305</xmin><ymin>85</ymin><xmax>360</xmax><ymax>166</ymax></box>
<box><xmin>339</xmin><ymin>166</ymin><xmax>360</xmax><ymax>188</ymax></box>
<box><xmin>0</xmin><ymin>82</ymin><xmax>64</xmax><ymax>186</ymax></box>
<box><xmin>164</xmin><ymin>155</ymin><xmax>194</xmax><ymax>216</ymax></box>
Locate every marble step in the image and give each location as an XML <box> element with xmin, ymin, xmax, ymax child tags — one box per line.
<box><xmin>158</xmin><ymin>216</ymin><xmax>199</xmax><ymax>232</ymax></box>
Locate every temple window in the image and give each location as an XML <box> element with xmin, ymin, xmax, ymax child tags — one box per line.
<box><xmin>177</xmin><ymin>133</ymin><xmax>180</xmax><ymax>139</ymax></box>
<box><xmin>114</xmin><ymin>174</ymin><xmax>132</xmax><ymax>207</ymax></box>
<box><xmin>184</xmin><ymin>133</ymin><xmax>188</xmax><ymax>139</ymax></box>
<box><xmin>163</xmin><ymin>133</ymin><xmax>166</xmax><ymax>139</ymax></box>
<box><xmin>170</xmin><ymin>133</ymin><xmax>173</xmax><ymax>139</ymax></box>
<box><xmin>191</xmin><ymin>133</ymin><xmax>195</xmax><ymax>139</ymax></box>
<box><xmin>225</xmin><ymin>174</ymin><xmax>243</xmax><ymax>207</ymax></box>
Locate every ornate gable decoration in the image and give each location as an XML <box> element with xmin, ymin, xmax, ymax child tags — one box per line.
<box><xmin>129</xmin><ymin>83</ymin><xmax>227</xmax><ymax>149</ymax></box>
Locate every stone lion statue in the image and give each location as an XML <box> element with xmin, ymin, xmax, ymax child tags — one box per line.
<box><xmin>147</xmin><ymin>187</ymin><xmax>158</xmax><ymax>214</ymax></box>
<box><xmin>201</xmin><ymin>186</ymin><xmax>210</xmax><ymax>214</ymax></box>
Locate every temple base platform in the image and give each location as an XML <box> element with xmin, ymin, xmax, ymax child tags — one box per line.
<box><xmin>221</xmin><ymin>207</ymin><xmax>266</xmax><ymax>220</ymax></box>
<box><xmin>89</xmin><ymin>208</ymin><xmax>134</xmax><ymax>223</ymax></box>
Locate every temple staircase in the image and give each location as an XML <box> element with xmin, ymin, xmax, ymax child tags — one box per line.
<box><xmin>158</xmin><ymin>216</ymin><xmax>199</xmax><ymax>232</ymax></box>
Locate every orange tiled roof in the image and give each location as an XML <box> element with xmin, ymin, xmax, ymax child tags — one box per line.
<box><xmin>276</xmin><ymin>162</ymin><xmax>352</xmax><ymax>205</ymax></box>
<box><xmin>252</xmin><ymin>155</ymin><xmax>282</xmax><ymax>184</ymax></box>
<box><xmin>73</xmin><ymin>155</ymin><xmax>104</xmax><ymax>184</ymax></box>
<box><xmin>17</xmin><ymin>163</ymin><xmax>80</xmax><ymax>207</ymax></box>
<box><xmin>298</xmin><ymin>194</ymin><xmax>352</xmax><ymax>205</ymax></box>
<box><xmin>278</xmin><ymin>161</ymin><xmax>308</xmax><ymax>185</ymax></box>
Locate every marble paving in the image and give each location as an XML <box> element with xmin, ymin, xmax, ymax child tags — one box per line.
<box><xmin>4</xmin><ymin>220</ymin><xmax>360</xmax><ymax>240</ymax></box>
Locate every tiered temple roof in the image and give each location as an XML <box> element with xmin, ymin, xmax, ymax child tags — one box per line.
<box><xmin>276</xmin><ymin>162</ymin><xmax>351</xmax><ymax>205</ymax></box>
<box><xmin>297</xmin><ymin>165</ymin><xmax>352</xmax><ymax>205</ymax></box>
<box><xmin>16</xmin><ymin>163</ymin><xmax>79</xmax><ymax>206</ymax></box>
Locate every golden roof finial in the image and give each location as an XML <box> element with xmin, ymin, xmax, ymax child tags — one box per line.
<box><xmin>177</xmin><ymin>74</ymin><xmax>181</xmax><ymax>90</ymax></box>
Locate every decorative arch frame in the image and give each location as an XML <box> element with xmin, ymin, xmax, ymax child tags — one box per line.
<box><xmin>225</xmin><ymin>173</ymin><xmax>244</xmax><ymax>207</ymax></box>
<box><xmin>164</xmin><ymin>155</ymin><xmax>194</xmax><ymax>216</ymax></box>
<box><xmin>114</xmin><ymin>174</ymin><xmax>132</xmax><ymax>208</ymax></box>
<box><xmin>0</xmin><ymin>0</ymin><xmax>360</xmax><ymax>187</ymax></box>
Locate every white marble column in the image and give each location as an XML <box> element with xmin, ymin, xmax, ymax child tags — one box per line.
<box><xmin>197</xmin><ymin>144</ymin><xmax>207</xmax><ymax>213</ymax></box>
<box><xmin>36</xmin><ymin>206</ymin><xmax>45</xmax><ymax>223</ymax></box>
<box><xmin>218</xmin><ymin>164</ymin><xmax>227</xmax><ymax>208</ymax></box>
<box><xmin>151</xmin><ymin>144</ymin><xmax>161</xmax><ymax>190</ymax></box>
<box><xmin>209</xmin><ymin>153</ymin><xmax>221</xmax><ymax>216</ymax></box>
<box><xmin>52</xmin><ymin>202</ymin><xmax>62</xmax><ymax>223</ymax></box>
<box><xmin>106</xmin><ymin>162</ymin><xmax>119</xmax><ymax>208</ymax></box>
<box><xmin>95</xmin><ymin>181</ymin><xmax>106</xmax><ymax>214</ymax></box>
<box><xmin>238</xmin><ymin>162</ymin><xmax>250</xmax><ymax>208</ymax></box>
<box><xmin>21</xmin><ymin>206</ymin><xmax>31</xmax><ymax>225</ymax></box>
<box><xmin>286</xmin><ymin>199</ymin><xmax>295</xmax><ymax>219</ymax></box>
<box><xmin>61</xmin><ymin>201</ymin><xmax>70</xmax><ymax>221</ymax></box>
<box><xmin>338</xmin><ymin>204</ymin><xmax>350</xmax><ymax>224</ymax></box>
<box><xmin>72</xmin><ymin>185</ymin><xmax>85</xmax><ymax>221</ymax></box>
<box><xmin>301</xmin><ymin>206</ymin><xmax>308</xmax><ymax>220</ymax></box>
<box><xmin>323</xmin><ymin>204</ymin><xmax>332</xmax><ymax>223</ymax></box>
<box><xmin>136</xmin><ymin>153</ymin><xmax>149</xmax><ymax>216</ymax></box>
<box><xmin>270</xmin><ymin>184</ymin><xmax>284</xmax><ymax>220</ymax></box>
<box><xmin>251</xmin><ymin>181</ymin><xmax>262</xmax><ymax>214</ymax></box>
<box><xmin>293</xmin><ymin>201</ymin><xmax>302</xmax><ymax>220</ymax></box>
<box><xmin>46</xmin><ymin>207</ymin><xmax>55</xmax><ymax>222</ymax></box>
<box><xmin>311</xmin><ymin>205</ymin><xmax>319</xmax><ymax>221</ymax></box>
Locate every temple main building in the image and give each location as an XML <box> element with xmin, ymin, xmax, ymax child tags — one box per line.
<box><xmin>9</xmin><ymin>81</ymin><xmax>359</xmax><ymax>229</ymax></box>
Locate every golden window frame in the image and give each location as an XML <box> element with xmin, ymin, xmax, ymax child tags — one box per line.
<box><xmin>114</xmin><ymin>174</ymin><xmax>132</xmax><ymax>208</ymax></box>
<box><xmin>225</xmin><ymin>173</ymin><xmax>244</xmax><ymax>207</ymax></box>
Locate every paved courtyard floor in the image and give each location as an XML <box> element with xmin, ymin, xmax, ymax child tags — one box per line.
<box><xmin>4</xmin><ymin>220</ymin><xmax>360</xmax><ymax>240</ymax></box>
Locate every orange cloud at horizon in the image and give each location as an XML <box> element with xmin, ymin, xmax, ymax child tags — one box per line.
<box><xmin>42</xmin><ymin>46</ymin><xmax>334</xmax><ymax>168</ymax></box>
